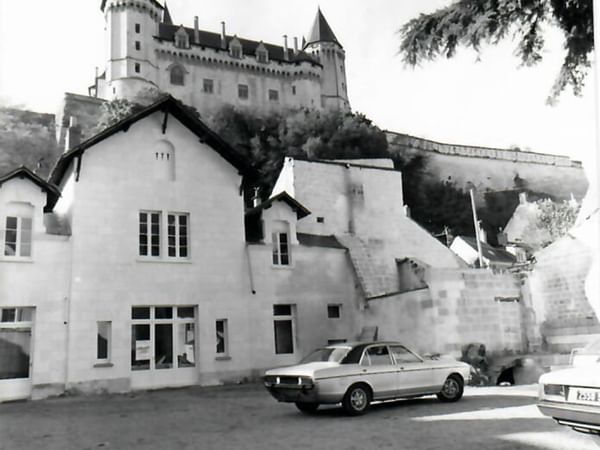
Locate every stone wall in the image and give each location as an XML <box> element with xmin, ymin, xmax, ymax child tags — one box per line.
<box><xmin>364</xmin><ymin>268</ymin><xmax>525</xmax><ymax>357</ymax></box>
<box><xmin>55</xmin><ymin>93</ymin><xmax>105</xmax><ymax>152</ymax></box>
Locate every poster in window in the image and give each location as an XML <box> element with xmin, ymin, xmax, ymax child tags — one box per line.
<box><xmin>135</xmin><ymin>340</ymin><xmax>151</xmax><ymax>361</ymax></box>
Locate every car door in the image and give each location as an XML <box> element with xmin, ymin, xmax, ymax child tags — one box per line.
<box><xmin>358</xmin><ymin>345</ymin><xmax>398</xmax><ymax>400</ymax></box>
<box><xmin>389</xmin><ymin>345</ymin><xmax>436</xmax><ymax>395</ymax></box>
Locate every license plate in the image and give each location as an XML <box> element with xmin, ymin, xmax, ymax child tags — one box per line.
<box><xmin>568</xmin><ymin>387</ymin><xmax>600</xmax><ymax>405</ymax></box>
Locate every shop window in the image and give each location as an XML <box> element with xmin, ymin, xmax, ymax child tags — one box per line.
<box><xmin>4</xmin><ymin>213</ymin><xmax>32</xmax><ymax>258</ymax></box>
<box><xmin>131</xmin><ymin>306</ymin><xmax>196</xmax><ymax>371</ymax></box>
<box><xmin>216</xmin><ymin>319</ymin><xmax>228</xmax><ymax>356</ymax></box>
<box><xmin>327</xmin><ymin>304</ymin><xmax>341</xmax><ymax>319</ymax></box>
<box><xmin>96</xmin><ymin>321</ymin><xmax>111</xmax><ymax>363</ymax></box>
<box><xmin>273</xmin><ymin>304</ymin><xmax>295</xmax><ymax>354</ymax></box>
<box><xmin>238</xmin><ymin>84</ymin><xmax>249</xmax><ymax>99</ymax></box>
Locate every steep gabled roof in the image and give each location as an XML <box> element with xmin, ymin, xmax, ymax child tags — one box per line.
<box><xmin>162</xmin><ymin>1</ymin><xmax>173</xmax><ymax>24</ymax></box>
<box><xmin>304</xmin><ymin>8</ymin><xmax>342</xmax><ymax>48</ymax></box>
<box><xmin>245</xmin><ymin>191</ymin><xmax>311</xmax><ymax>220</ymax></box>
<box><xmin>455</xmin><ymin>236</ymin><xmax>517</xmax><ymax>265</ymax></box>
<box><xmin>49</xmin><ymin>95</ymin><xmax>258</xmax><ymax>189</ymax></box>
<box><xmin>0</xmin><ymin>166</ymin><xmax>61</xmax><ymax>211</ymax></box>
<box><xmin>156</xmin><ymin>24</ymin><xmax>320</xmax><ymax>65</ymax></box>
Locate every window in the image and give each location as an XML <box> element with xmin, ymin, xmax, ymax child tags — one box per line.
<box><xmin>238</xmin><ymin>84</ymin><xmax>249</xmax><ymax>99</ymax></box>
<box><xmin>170</xmin><ymin>65</ymin><xmax>185</xmax><ymax>86</ymax></box>
<box><xmin>292</xmin><ymin>85</ymin><xmax>296</xmax><ymax>95</ymax></box>
<box><xmin>389</xmin><ymin>345</ymin><xmax>422</xmax><ymax>364</ymax></box>
<box><xmin>272</xmin><ymin>232</ymin><xmax>289</xmax><ymax>265</ymax></box>
<box><xmin>135</xmin><ymin>41</ymin><xmax>141</xmax><ymax>51</ymax></box>
<box><xmin>316</xmin><ymin>216</ymin><xmax>324</xmax><ymax>223</ymax></box>
<box><xmin>134</xmin><ymin>63</ymin><xmax>140</xmax><ymax>73</ymax></box>
<box><xmin>268</xmin><ymin>89</ymin><xmax>279</xmax><ymax>102</ymax></box>
<box><xmin>96</xmin><ymin>321</ymin><xmax>111</xmax><ymax>363</ymax></box>
<box><xmin>257</xmin><ymin>51</ymin><xmax>268</xmax><ymax>63</ymax></box>
<box><xmin>167</xmin><ymin>213</ymin><xmax>189</xmax><ymax>258</ymax></box>
<box><xmin>216</xmin><ymin>319</ymin><xmax>228</xmax><ymax>356</ymax></box>
<box><xmin>230</xmin><ymin>44</ymin><xmax>242</xmax><ymax>59</ymax></box>
<box><xmin>4</xmin><ymin>216</ymin><xmax>32</xmax><ymax>257</ymax></box>
<box><xmin>139</xmin><ymin>211</ymin><xmax>189</xmax><ymax>259</ymax></box>
<box><xmin>139</xmin><ymin>211</ymin><xmax>161</xmax><ymax>257</ymax></box>
<box><xmin>273</xmin><ymin>304</ymin><xmax>295</xmax><ymax>354</ymax></box>
<box><xmin>175</xmin><ymin>29</ymin><xmax>189</xmax><ymax>49</ymax></box>
<box><xmin>131</xmin><ymin>306</ymin><xmax>195</xmax><ymax>371</ymax></box>
<box><xmin>135</xmin><ymin>23</ymin><xmax>141</xmax><ymax>33</ymax></box>
<box><xmin>361</xmin><ymin>345</ymin><xmax>392</xmax><ymax>366</ymax></box>
<box><xmin>203</xmin><ymin>78</ymin><xmax>214</xmax><ymax>94</ymax></box>
<box><xmin>327</xmin><ymin>304</ymin><xmax>341</xmax><ymax>319</ymax></box>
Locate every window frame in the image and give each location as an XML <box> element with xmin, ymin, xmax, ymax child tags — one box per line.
<box><xmin>268</xmin><ymin>89</ymin><xmax>279</xmax><ymax>102</ymax></box>
<box><xmin>215</xmin><ymin>319</ymin><xmax>229</xmax><ymax>358</ymax></box>
<box><xmin>273</xmin><ymin>304</ymin><xmax>295</xmax><ymax>355</ymax></box>
<box><xmin>272</xmin><ymin>231</ymin><xmax>290</xmax><ymax>266</ymax></box>
<box><xmin>238</xmin><ymin>84</ymin><xmax>249</xmax><ymax>100</ymax></box>
<box><xmin>203</xmin><ymin>78</ymin><xmax>214</xmax><ymax>94</ymax></box>
<box><xmin>95</xmin><ymin>321</ymin><xmax>112</xmax><ymax>366</ymax></box>
<box><xmin>167</xmin><ymin>212</ymin><xmax>189</xmax><ymax>259</ymax></box>
<box><xmin>170</xmin><ymin>65</ymin><xmax>185</xmax><ymax>86</ymax></box>
<box><xmin>327</xmin><ymin>304</ymin><xmax>341</xmax><ymax>319</ymax></box>
<box><xmin>3</xmin><ymin>215</ymin><xmax>32</xmax><ymax>258</ymax></box>
<box><xmin>134</xmin><ymin>62</ymin><xmax>141</xmax><ymax>73</ymax></box>
<box><xmin>139</xmin><ymin>211</ymin><xmax>161</xmax><ymax>258</ymax></box>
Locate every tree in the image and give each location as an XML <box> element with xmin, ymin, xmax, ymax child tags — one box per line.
<box><xmin>536</xmin><ymin>198</ymin><xmax>580</xmax><ymax>246</ymax></box>
<box><xmin>398</xmin><ymin>0</ymin><xmax>593</xmax><ymax>101</ymax></box>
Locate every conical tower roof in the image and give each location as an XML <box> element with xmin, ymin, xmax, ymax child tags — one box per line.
<box><xmin>304</xmin><ymin>8</ymin><xmax>341</xmax><ymax>48</ymax></box>
<box><xmin>162</xmin><ymin>1</ymin><xmax>173</xmax><ymax>24</ymax></box>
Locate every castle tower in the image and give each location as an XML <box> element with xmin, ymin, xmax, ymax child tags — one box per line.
<box><xmin>303</xmin><ymin>8</ymin><xmax>350</xmax><ymax>111</ymax></box>
<box><xmin>100</xmin><ymin>0</ymin><xmax>163</xmax><ymax>100</ymax></box>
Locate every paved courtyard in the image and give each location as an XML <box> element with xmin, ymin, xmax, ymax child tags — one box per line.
<box><xmin>0</xmin><ymin>383</ymin><xmax>598</xmax><ymax>450</ymax></box>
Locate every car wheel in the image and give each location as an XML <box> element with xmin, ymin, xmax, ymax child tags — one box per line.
<box><xmin>437</xmin><ymin>374</ymin><xmax>464</xmax><ymax>402</ymax></box>
<box><xmin>295</xmin><ymin>402</ymin><xmax>319</xmax><ymax>414</ymax></box>
<box><xmin>343</xmin><ymin>384</ymin><xmax>371</xmax><ymax>415</ymax></box>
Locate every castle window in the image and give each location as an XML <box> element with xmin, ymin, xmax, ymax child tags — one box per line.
<box><xmin>135</xmin><ymin>41</ymin><xmax>141</xmax><ymax>51</ymax></box>
<box><xmin>238</xmin><ymin>84</ymin><xmax>249</xmax><ymax>100</ymax></box>
<box><xmin>292</xmin><ymin>85</ymin><xmax>296</xmax><ymax>95</ymax></box>
<box><xmin>229</xmin><ymin>37</ymin><xmax>243</xmax><ymax>59</ymax></box>
<box><xmin>170</xmin><ymin>65</ymin><xmax>185</xmax><ymax>86</ymax></box>
<box><xmin>135</xmin><ymin>23</ymin><xmax>141</xmax><ymax>33</ymax></box>
<box><xmin>203</xmin><ymin>79</ymin><xmax>214</xmax><ymax>94</ymax></box>
<box><xmin>134</xmin><ymin>63</ymin><xmax>141</xmax><ymax>73</ymax></box>
<box><xmin>257</xmin><ymin>52</ymin><xmax>267</xmax><ymax>63</ymax></box>
<box><xmin>268</xmin><ymin>89</ymin><xmax>279</xmax><ymax>102</ymax></box>
<box><xmin>231</xmin><ymin>46</ymin><xmax>242</xmax><ymax>59</ymax></box>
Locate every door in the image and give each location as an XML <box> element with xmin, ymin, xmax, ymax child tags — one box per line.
<box><xmin>389</xmin><ymin>344</ymin><xmax>436</xmax><ymax>395</ymax></box>
<box><xmin>0</xmin><ymin>307</ymin><xmax>34</xmax><ymax>402</ymax></box>
<box><xmin>359</xmin><ymin>345</ymin><xmax>398</xmax><ymax>400</ymax></box>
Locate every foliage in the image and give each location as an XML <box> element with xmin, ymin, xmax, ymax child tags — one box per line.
<box><xmin>0</xmin><ymin>107</ymin><xmax>58</xmax><ymax>178</ymax></box>
<box><xmin>207</xmin><ymin>106</ymin><xmax>390</xmax><ymax>198</ymax></box>
<box><xmin>536</xmin><ymin>198</ymin><xmax>580</xmax><ymax>245</ymax></box>
<box><xmin>398</xmin><ymin>0</ymin><xmax>593</xmax><ymax>102</ymax></box>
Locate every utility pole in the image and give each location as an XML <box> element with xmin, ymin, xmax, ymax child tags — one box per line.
<box><xmin>469</xmin><ymin>188</ymin><xmax>485</xmax><ymax>268</ymax></box>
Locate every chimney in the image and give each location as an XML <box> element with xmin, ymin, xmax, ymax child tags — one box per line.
<box><xmin>221</xmin><ymin>21</ymin><xmax>227</xmax><ymax>49</ymax></box>
<box><xmin>65</xmin><ymin>116</ymin><xmax>81</xmax><ymax>152</ymax></box>
<box><xmin>293</xmin><ymin>36</ymin><xmax>299</xmax><ymax>54</ymax></box>
<box><xmin>194</xmin><ymin>16</ymin><xmax>200</xmax><ymax>44</ymax></box>
<box><xmin>518</xmin><ymin>192</ymin><xmax>527</xmax><ymax>204</ymax></box>
<box><xmin>283</xmin><ymin>34</ymin><xmax>289</xmax><ymax>61</ymax></box>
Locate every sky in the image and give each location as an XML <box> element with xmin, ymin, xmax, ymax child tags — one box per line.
<box><xmin>0</xmin><ymin>0</ymin><xmax>596</xmax><ymax>164</ymax></box>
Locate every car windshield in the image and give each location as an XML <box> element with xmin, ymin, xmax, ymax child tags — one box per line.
<box><xmin>300</xmin><ymin>347</ymin><xmax>351</xmax><ymax>364</ymax></box>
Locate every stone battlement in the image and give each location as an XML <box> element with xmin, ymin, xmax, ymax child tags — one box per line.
<box><xmin>386</xmin><ymin>131</ymin><xmax>582</xmax><ymax>168</ymax></box>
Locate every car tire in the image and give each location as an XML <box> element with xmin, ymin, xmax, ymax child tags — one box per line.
<box><xmin>342</xmin><ymin>384</ymin><xmax>371</xmax><ymax>416</ymax></box>
<box><xmin>295</xmin><ymin>402</ymin><xmax>319</xmax><ymax>414</ymax></box>
<box><xmin>437</xmin><ymin>374</ymin><xmax>464</xmax><ymax>402</ymax></box>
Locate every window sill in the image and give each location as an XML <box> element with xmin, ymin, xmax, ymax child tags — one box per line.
<box><xmin>136</xmin><ymin>258</ymin><xmax>192</xmax><ymax>264</ymax></box>
<box><xmin>271</xmin><ymin>264</ymin><xmax>294</xmax><ymax>270</ymax></box>
<box><xmin>0</xmin><ymin>257</ymin><xmax>33</xmax><ymax>264</ymax></box>
<box><xmin>93</xmin><ymin>362</ymin><xmax>114</xmax><ymax>368</ymax></box>
<box><xmin>215</xmin><ymin>355</ymin><xmax>231</xmax><ymax>361</ymax></box>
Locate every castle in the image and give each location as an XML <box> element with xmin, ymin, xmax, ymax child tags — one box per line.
<box><xmin>92</xmin><ymin>0</ymin><xmax>350</xmax><ymax>116</ymax></box>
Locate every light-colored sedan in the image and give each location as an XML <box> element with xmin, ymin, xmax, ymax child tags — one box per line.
<box><xmin>538</xmin><ymin>364</ymin><xmax>600</xmax><ymax>435</ymax></box>
<box><xmin>263</xmin><ymin>341</ymin><xmax>472</xmax><ymax>415</ymax></box>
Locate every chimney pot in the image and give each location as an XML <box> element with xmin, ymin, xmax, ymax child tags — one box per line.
<box><xmin>221</xmin><ymin>21</ymin><xmax>227</xmax><ymax>49</ymax></box>
<box><xmin>65</xmin><ymin>116</ymin><xmax>81</xmax><ymax>152</ymax></box>
<box><xmin>293</xmin><ymin>36</ymin><xmax>299</xmax><ymax>54</ymax></box>
<box><xmin>283</xmin><ymin>34</ymin><xmax>289</xmax><ymax>61</ymax></box>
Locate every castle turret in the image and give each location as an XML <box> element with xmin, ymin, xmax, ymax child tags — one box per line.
<box><xmin>303</xmin><ymin>8</ymin><xmax>350</xmax><ymax>111</ymax></box>
<box><xmin>100</xmin><ymin>0</ymin><xmax>163</xmax><ymax>100</ymax></box>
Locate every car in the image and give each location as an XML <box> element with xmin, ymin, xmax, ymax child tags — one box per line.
<box><xmin>263</xmin><ymin>341</ymin><xmax>472</xmax><ymax>415</ymax></box>
<box><xmin>538</xmin><ymin>341</ymin><xmax>600</xmax><ymax>436</ymax></box>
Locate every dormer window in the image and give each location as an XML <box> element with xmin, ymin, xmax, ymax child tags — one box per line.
<box><xmin>229</xmin><ymin>36</ymin><xmax>242</xmax><ymax>59</ymax></box>
<box><xmin>174</xmin><ymin>26</ymin><xmax>189</xmax><ymax>49</ymax></box>
<box><xmin>256</xmin><ymin>42</ymin><xmax>269</xmax><ymax>63</ymax></box>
